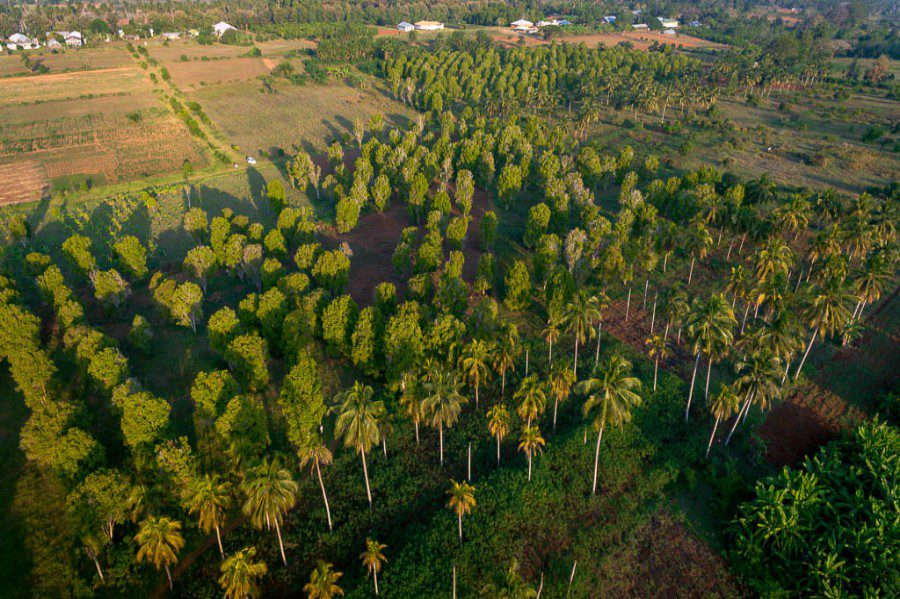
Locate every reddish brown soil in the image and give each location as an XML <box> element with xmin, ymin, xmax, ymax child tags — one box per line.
<box><xmin>592</xmin><ymin>512</ymin><xmax>741</xmax><ymax>597</ymax></box>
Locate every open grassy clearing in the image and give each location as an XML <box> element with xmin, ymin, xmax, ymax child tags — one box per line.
<box><xmin>0</xmin><ymin>44</ymin><xmax>132</xmax><ymax>77</ymax></box>
<box><xmin>165</xmin><ymin>57</ymin><xmax>273</xmax><ymax>88</ymax></box>
<box><xmin>189</xmin><ymin>79</ymin><xmax>416</xmax><ymax>157</ymax></box>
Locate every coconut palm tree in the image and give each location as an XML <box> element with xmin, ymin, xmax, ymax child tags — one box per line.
<box><xmin>297</xmin><ymin>435</ymin><xmax>334</xmax><ymax>531</ymax></box>
<box><xmin>486</xmin><ymin>404</ymin><xmax>510</xmax><ymax>465</ymax></box>
<box><xmin>135</xmin><ymin>516</ymin><xmax>185</xmax><ymax>591</ymax></box>
<box><xmin>851</xmin><ymin>250</ymin><xmax>891</xmax><ymax>322</ymax></box>
<box><xmin>655</xmin><ymin>220</ymin><xmax>677</xmax><ymax>273</ymax></box>
<box><xmin>518</xmin><ymin>424</ymin><xmax>545</xmax><ymax>481</ymax></box>
<box><xmin>577</xmin><ymin>353</ymin><xmax>642</xmax><ymax>495</ymax></box>
<box><xmin>480</xmin><ymin>558</ymin><xmax>538</xmax><ymax>598</ymax></box>
<box><xmin>361</xmin><ymin>538</ymin><xmax>387</xmax><ymax>595</ymax></box>
<box><xmin>548</xmin><ymin>361</ymin><xmax>576</xmax><ymax>433</ymax></box>
<box><xmin>304</xmin><ymin>561</ymin><xmax>343</xmax><ymax>599</ymax></box>
<box><xmin>794</xmin><ymin>276</ymin><xmax>854</xmax><ymax>380</ymax></box>
<box><xmin>335</xmin><ymin>381</ymin><xmax>383</xmax><ymax>509</ymax></box>
<box><xmin>726</xmin><ymin>264</ymin><xmax>750</xmax><ymax>311</ymax></box>
<box><xmin>684</xmin><ymin>294</ymin><xmax>736</xmax><ymax>422</ymax></box>
<box><xmin>706</xmin><ymin>385</ymin><xmax>740</xmax><ymax>457</ymax></box>
<box><xmin>514</xmin><ymin>374</ymin><xmax>547</xmax><ymax>428</ymax></box>
<box><xmin>459</xmin><ymin>339</ymin><xmax>491</xmax><ymax>408</ymax></box>
<box><xmin>660</xmin><ymin>285</ymin><xmax>689</xmax><ymax>344</ymax></box>
<box><xmin>725</xmin><ymin>347</ymin><xmax>783</xmax><ymax>445</ymax></box>
<box><xmin>399</xmin><ymin>371</ymin><xmax>426</xmax><ymax>444</ymax></box>
<box><xmin>686</xmin><ymin>221</ymin><xmax>714</xmax><ymax>286</ymax></box>
<box><xmin>645</xmin><ymin>333</ymin><xmax>669</xmax><ymax>392</ymax></box>
<box><xmin>492</xmin><ymin>324</ymin><xmax>520</xmax><ymax>396</ymax></box>
<box><xmin>562</xmin><ymin>290</ymin><xmax>600</xmax><ymax>378</ymax></box>
<box><xmin>542</xmin><ymin>315</ymin><xmax>561</xmax><ymax>366</ymax></box>
<box><xmin>760</xmin><ymin>308</ymin><xmax>804</xmax><ymax>383</ymax></box>
<box><xmin>241</xmin><ymin>458</ymin><xmax>298</xmax><ymax>566</ymax></box>
<box><xmin>447</xmin><ymin>479</ymin><xmax>476</xmax><ymax>541</ymax></box>
<box><xmin>773</xmin><ymin>194</ymin><xmax>810</xmax><ymax>240</ymax></box>
<box><xmin>423</xmin><ymin>370</ymin><xmax>467</xmax><ymax>466</ymax></box>
<box><xmin>219</xmin><ymin>547</ymin><xmax>267</xmax><ymax>599</ymax></box>
<box><xmin>184</xmin><ymin>473</ymin><xmax>231</xmax><ymax>559</ymax></box>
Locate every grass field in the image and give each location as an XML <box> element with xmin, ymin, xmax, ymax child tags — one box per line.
<box><xmin>190</xmin><ymin>78</ymin><xmax>416</xmax><ymax>157</ymax></box>
<box><xmin>0</xmin><ymin>45</ymin><xmax>132</xmax><ymax>77</ymax></box>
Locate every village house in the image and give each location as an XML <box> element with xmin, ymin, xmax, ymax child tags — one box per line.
<box><xmin>397</xmin><ymin>22</ymin><xmax>415</xmax><ymax>32</ymax></box>
<box><xmin>632</xmin><ymin>23</ymin><xmax>649</xmax><ymax>30</ymax></box>
<box><xmin>6</xmin><ymin>32</ymin><xmax>39</xmax><ymax>50</ymax></box>
<box><xmin>46</xmin><ymin>38</ymin><xmax>62</xmax><ymax>50</ymax></box>
<box><xmin>65</xmin><ymin>31</ymin><xmax>83</xmax><ymax>47</ymax></box>
<box><xmin>511</xmin><ymin>19</ymin><xmax>534</xmax><ymax>31</ymax></box>
<box><xmin>213</xmin><ymin>21</ymin><xmax>236</xmax><ymax>37</ymax></box>
<box><xmin>161</xmin><ymin>32</ymin><xmax>181</xmax><ymax>40</ymax></box>
<box><xmin>414</xmin><ymin>21</ymin><xmax>444</xmax><ymax>31</ymax></box>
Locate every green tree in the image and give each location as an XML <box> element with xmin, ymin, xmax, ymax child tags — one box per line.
<box><xmin>504</xmin><ymin>260</ymin><xmax>532</xmax><ymax>311</ymax></box>
<box><xmin>219</xmin><ymin>546</ymin><xmax>268</xmax><ymax>599</ymax></box>
<box><xmin>645</xmin><ymin>333</ymin><xmax>670</xmax><ymax>392</ymax></box>
<box><xmin>91</xmin><ymin>269</ymin><xmax>131</xmax><ymax>311</ymax></box>
<box><xmin>577</xmin><ymin>353</ymin><xmax>642</xmax><ymax>495</ymax></box>
<box><xmin>209</xmin><ymin>307</ymin><xmax>240</xmax><ymax>354</ymax></box>
<box><xmin>62</xmin><ymin>234</ymin><xmax>96</xmax><ymax>274</ymax></box>
<box><xmin>183</xmin><ymin>207</ymin><xmax>209</xmax><ymax>244</ymax></box>
<box><xmin>563</xmin><ymin>291</ymin><xmax>600</xmax><ymax>378</ymax></box>
<box><xmin>225</xmin><ymin>333</ymin><xmax>269</xmax><ymax>391</ymax></box>
<box><xmin>794</xmin><ymin>277</ymin><xmax>854</xmax><ymax>380</ymax></box>
<box><xmin>183</xmin><ymin>246</ymin><xmax>217</xmax><ymax>292</ymax></box>
<box><xmin>548</xmin><ymin>361</ymin><xmax>575</xmax><ymax>432</ymax></box>
<box><xmin>685</xmin><ymin>294</ymin><xmax>736</xmax><ymax>422</ymax></box>
<box><xmin>480</xmin><ymin>211</ymin><xmax>498</xmax><ymax>249</ymax></box>
<box><xmin>514</xmin><ymin>374</ymin><xmax>546</xmax><ymax>428</ymax></box>
<box><xmin>335</xmin><ymin>382</ymin><xmax>383</xmax><ymax>508</ymax></box>
<box><xmin>524</xmin><ymin>202</ymin><xmax>551</xmax><ymax>248</ymax></box>
<box><xmin>706</xmin><ymin>385</ymin><xmax>740</xmax><ymax>457</ymax></box>
<box><xmin>241</xmin><ymin>458</ymin><xmax>298</xmax><ymax>566</ymax></box>
<box><xmin>459</xmin><ymin>339</ymin><xmax>491</xmax><ymax>408</ymax></box>
<box><xmin>171</xmin><ymin>281</ymin><xmax>203</xmax><ymax>331</ymax></box>
<box><xmin>135</xmin><ymin>516</ymin><xmax>184</xmax><ymax>591</ymax></box>
<box><xmin>113</xmin><ymin>236</ymin><xmax>148</xmax><ymax>280</ymax></box>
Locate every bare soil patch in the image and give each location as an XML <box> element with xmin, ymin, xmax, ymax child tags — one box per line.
<box><xmin>0</xmin><ymin>159</ymin><xmax>48</xmax><ymax>205</ymax></box>
<box><xmin>166</xmin><ymin>57</ymin><xmax>271</xmax><ymax>88</ymax></box>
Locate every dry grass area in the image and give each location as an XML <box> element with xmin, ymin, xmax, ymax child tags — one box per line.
<box><xmin>0</xmin><ymin>63</ymin><xmax>205</xmax><ymax>204</ymax></box>
<box><xmin>560</xmin><ymin>30</ymin><xmax>726</xmax><ymax>50</ymax></box>
<box><xmin>0</xmin><ymin>45</ymin><xmax>131</xmax><ymax>77</ymax></box>
<box><xmin>165</xmin><ymin>57</ymin><xmax>273</xmax><ymax>88</ymax></box>
<box><xmin>190</xmin><ymin>79</ymin><xmax>416</xmax><ymax>156</ymax></box>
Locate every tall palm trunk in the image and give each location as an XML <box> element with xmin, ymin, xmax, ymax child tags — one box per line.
<box><xmin>725</xmin><ymin>394</ymin><xmax>754</xmax><ymax>445</ymax></box>
<box><xmin>625</xmin><ymin>288</ymin><xmax>632</xmax><ymax>321</ymax></box>
<box><xmin>653</xmin><ymin>358</ymin><xmax>659</xmax><ymax>391</ymax></box>
<box><xmin>165</xmin><ymin>564</ymin><xmax>174</xmax><ymax>591</ymax></box>
<box><xmin>553</xmin><ymin>399</ymin><xmax>559</xmax><ymax>432</ymax></box>
<box><xmin>705</xmin><ymin>416</ymin><xmax>720</xmax><ymax>457</ymax></box>
<box><xmin>414</xmin><ymin>420</ymin><xmax>420</xmax><ymax>444</ymax></box>
<box><xmin>685</xmin><ymin>352</ymin><xmax>701</xmax><ymax>422</ymax></box>
<box><xmin>704</xmin><ymin>356</ymin><xmax>714</xmax><ymax>401</ymax></box>
<box><xmin>572</xmin><ymin>338</ymin><xmax>579</xmax><ymax>379</ymax></box>
<box><xmin>315</xmin><ymin>461</ymin><xmax>333</xmax><ymax>531</ymax></box>
<box><xmin>594</xmin><ymin>322</ymin><xmax>602</xmax><ymax>365</ymax></box>
<box><xmin>794</xmin><ymin>327</ymin><xmax>819</xmax><ymax>381</ymax></box>
<box><xmin>361</xmin><ymin>448</ymin><xmax>373</xmax><ymax>509</ymax></box>
<box><xmin>642</xmin><ymin>279</ymin><xmax>649</xmax><ymax>309</ymax></box>
<box><xmin>527</xmin><ymin>451</ymin><xmax>533</xmax><ymax>481</ymax></box>
<box><xmin>457</xmin><ymin>513</ymin><xmax>463</xmax><ymax>541</ymax></box>
<box><xmin>741</xmin><ymin>302</ymin><xmax>750</xmax><ymax>333</ymax></box>
<box><xmin>91</xmin><ymin>555</ymin><xmax>104</xmax><ymax>582</ymax></box>
<box><xmin>215</xmin><ymin>523</ymin><xmax>224</xmax><ymax>558</ymax></box>
<box><xmin>591</xmin><ymin>426</ymin><xmax>604</xmax><ymax>495</ymax></box>
<box><xmin>374</xmin><ymin>569</ymin><xmax>379</xmax><ymax>595</ymax></box>
<box><xmin>726</xmin><ymin>239</ymin><xmax>734</xmax><ymax>260</ymax></box>
<box><xmin>439</xmin><ymin>422</ymin><xmax>444</xmax><ymax>466</ymax></box>
<box><xmin>496</xmin><ymin>435</ymin><xmax>501</xmax><ymax>465</ymax></box>
<box><xmin>688</xmin><ymin>257</ymin><xmax>696</xmax><ymax>285</ymax></box>
<box><xmin>274</xmin><ymin>518</ymin><xmax>287</xmax><ymax>566</ymax></box>
<box><xmin>548</xmin><ymin>337</ymin><xmax>553</xmax><ymax>365</ymax></box>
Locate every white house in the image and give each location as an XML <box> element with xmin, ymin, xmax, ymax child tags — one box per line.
<box><xmin>46</xmin><ymin>38</ymin><xmax>62</xmax><ymax>50</ymax></box>
<box><xmin>689</xmin><ymin>20</ymin><xmax>702</xmax><ymax>27</ymax></box>
<box><xmin>663</xmin><ymin>29</ymin><xmax>677</xmax><ymax>36</ymax></box>
<box><xmin>161</xmin><ymin>32</ymin><xmax>181</xmax><ymax>40</ymax></box>
<box><xmin>7</xmin><ymin>33</ymin><xmax>39</xmax><ymax>49</ymax></box>
<box><xmin>65</xmin><ymin>31</ymin><xmax>83</xmax><ymax>47</ymax></box>
<box><xmin>536</xmin><ymin>19</ymin><xmax>559</xmax><ymax>28</ymax></box>
<box><xmin>657</xmin><ymin>17</ymin><xmax>679</xmax><ymax>28</ymax></box>
<box><xmin>414</xmin><ymin>21</ymin><xmax>444</xmax><ymax>31</ymax></box>
<box><xmin>397</xmin><ymin>21</ymin><xmax>415</xmax><ymax>32</ymax></box>
<box><xmin>632</xmin><ymin>23</ymin><xmax>649</xmax><ymax>30</ymax></box>
<box><xmin>213</xmin><ymin>21</ymin><xmax>236</xmax><ymax>37</ymax></box>
<box><xmin>511</xmin><ymin>19</ymin><xmax>534</xmax><ymax>29</ymax></box>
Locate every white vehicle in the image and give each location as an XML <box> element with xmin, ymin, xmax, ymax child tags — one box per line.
<box><xmin>246</xmin><ymin>156</ymin><xmax>257</xmax><ymax>165</ymax></box>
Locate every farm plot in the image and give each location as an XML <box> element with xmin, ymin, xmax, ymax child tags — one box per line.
<box><xmin>0</xmin><ymin>45</ymin><xmax>131</xmax><ymax>77</ymax></box>
<box><xmin>0</xmin><ymin>65</ymin><xmax>206</xmax><ymax>203</ymax></box>
<box><xmin>165</xmin><ymin>57</ymin><xmax>272</xmax><ymax>88</ymax></box>
<box><xmin>0</xmin><ymin>159</ymin><xmax>49</xmax><ymax>205</ymax></box>
<box><xmin>190</xmin><ymin>79</ymin><xmax>416</xmax><ymax>156</ymax></box>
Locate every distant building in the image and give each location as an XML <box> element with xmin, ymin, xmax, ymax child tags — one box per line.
<box><xmin>689</xmin><ymin>20</ymin><xmax>702</xmax><ymax>27</ymax></box>
<box><xmin>161</xmin><ymin>32</ymin><xmax>181</xmax><ymax>40</ymax></box>
<box><xmin>65</xmin><ymin>31</ymin><xmax>83</xmax><ymax>47</ymax></box>
<box><xmin>632</xmin><ymin>23</ymin><xmax>649</xmax><ymax>30</ymax></box>
<box><xmin>536</xmin><ymin>19</ymin><xmax>559</xmax><ymax>28</ymax></box>
<box><xmin>558</xmin><ymin>19</ymin><xmax>573</xmax><ymax>25</ymax></box>
<box><xmin>46</xmin><ymin>38</ymin><xmax>62</xmax><ymax>50</ymax></box>
<box><xmin>603</xmin><ymin>16</ymin><xmax>617</xmax><ymax>24</ymax></box>
<box><xmin>213</xmin><ymin>21</ymin><xmax>236</xmax><ymax>37</ymax></box>
<box><xmin>511</xmin><ymin>19</ymin><xmax>534</xmax><ymax>28</ymax></box>
<box><xmin>123</xmin><ymin>33</ymin><xmax>141</xmax><ymax>41</ymax></box>
<box><xmin>188</xmin><ymin>29</ymin><xmax>200</xmax><ymax>37</ymax></box>
<box><xmin>657</xmin><ymin>17</ymin><xmax>679</xmax><ymax>28</ymax></box>
<box><xmin>663</xmin><ymin>29</ymin><xmax>677</xmax><ymax>36</ymax></box>
<box><xmin>7</xmin><ymin>33</ymin><xmax>39</xmax><ymax>50</ymax></box>
<box><xmin>414</xmin><ymin>21</ymin><xmax>444</xmax><ymax>31</ymax></box>
<box><xmin>397</xmin><ymin>21</ymin><xmax>415</xmax><ymax>32</ymax></box>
